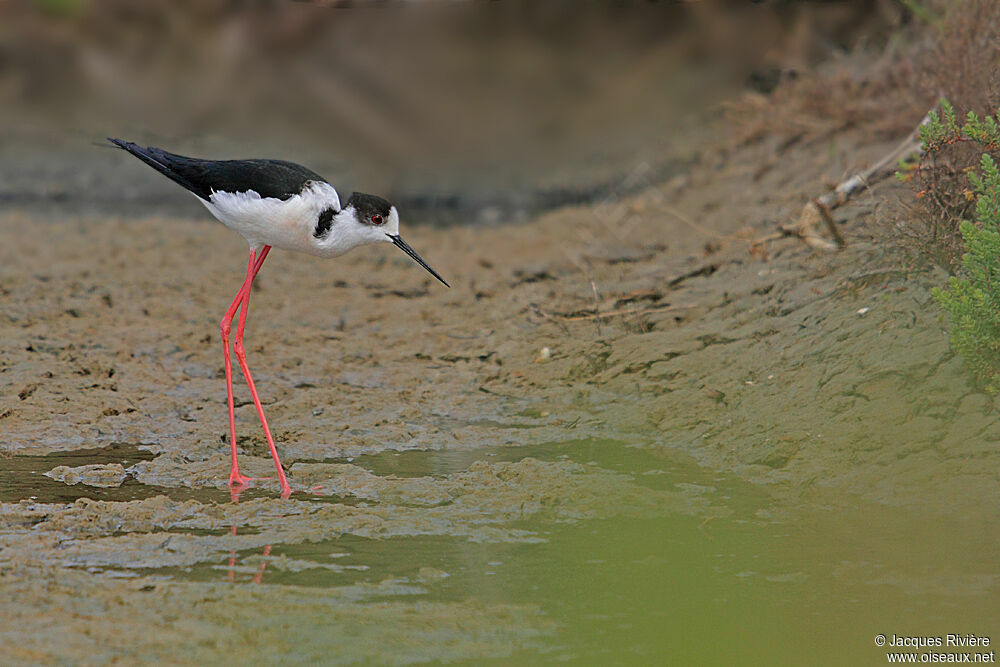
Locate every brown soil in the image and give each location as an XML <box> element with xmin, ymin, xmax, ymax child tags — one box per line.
<box><xmin>1</xmin><ymin>110</ymin><xmax>998</xmax><ymax>662</ymax></box>
<box><xmin>3</xmin><ymin>124</ymin><xmax>994</xmax><ymax>509</ymax></box>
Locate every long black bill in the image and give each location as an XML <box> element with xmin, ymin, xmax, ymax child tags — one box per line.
<box><xmin>387</xmin><ymin>234</ymin><xmax>450</xmax><ymax>287</ymax></box>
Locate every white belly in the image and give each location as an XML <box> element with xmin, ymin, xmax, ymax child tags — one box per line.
<box><xmin>199</xmin><ymin>181</ymin><xmax>341</xmax><ymax>256</ymax></box>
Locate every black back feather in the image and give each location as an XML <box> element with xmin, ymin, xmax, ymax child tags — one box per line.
<box><xmin>108</xmin><ymin>138</ymin><xmax>328</xmax><ymax>201</ymax></box>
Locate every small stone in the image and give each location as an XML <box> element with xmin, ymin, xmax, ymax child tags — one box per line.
<box><xmin>44</xmin><ymin>463</ymin><xmax>127</xmax><ymax>488</ymax></box>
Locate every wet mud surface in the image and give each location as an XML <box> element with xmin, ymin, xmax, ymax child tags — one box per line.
<box><xmin>2</xmin><ymin>123</ymin><xmax>999</xmax><ymax>662</ymax></box>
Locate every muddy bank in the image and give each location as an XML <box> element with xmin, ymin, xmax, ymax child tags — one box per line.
<box><xmin>2</xmin><ymin>125</ymin><xmax>995</xmax><ymax>514</ymax></box>
<box><xmin>0</xmin><ymin>563</ymin><xmax>554</xmax><ymax>664</ymax></box>
<box><xmin>2</xmin><ymin>114</ymin><xmax>999</xmax><ymax>662</ymax></box>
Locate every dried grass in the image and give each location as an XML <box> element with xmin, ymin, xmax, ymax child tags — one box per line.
<box><xmin>906</xmin><ymin>0</ymin><xmax>1000</xmax><ymax>267</ymax></box>
<box><xmin>728</xmin><ymin>0</ymin><xmax>1000</xmax><ymax>267</ymax></box>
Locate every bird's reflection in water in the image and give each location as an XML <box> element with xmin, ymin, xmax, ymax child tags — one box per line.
<box><xmin>225</xmin><ymin>490</ymin><xmax>274</xmax><ymax>584</ymax></box>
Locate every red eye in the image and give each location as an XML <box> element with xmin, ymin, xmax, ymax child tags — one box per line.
<box><xmin>371</xmin><ymin>214</ymin><xmax>384</xmax><ymax>225</ymax></box>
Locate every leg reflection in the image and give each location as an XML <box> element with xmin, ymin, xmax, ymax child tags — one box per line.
<box><xmin>225</xmin><ymin>499</ymin><xmax>273</xmax><ymax>584</ymax></box>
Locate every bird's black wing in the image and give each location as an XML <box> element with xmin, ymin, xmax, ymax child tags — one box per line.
<box><xmin>108</xmin><ymin>138</ymin><xmax>327</xmax><ymax>201</ymax></box>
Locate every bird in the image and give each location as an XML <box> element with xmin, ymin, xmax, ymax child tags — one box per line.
<box><xmin>108</xmin><ymin>138</ymin><xmax>449</xmax><ymax>498</ymax></box>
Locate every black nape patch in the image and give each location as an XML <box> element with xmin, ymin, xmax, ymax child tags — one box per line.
<box><xmin>346</xmin><ymin>192</ymin><xmax>392</xmax><ymax>225</ymax></box>
<box><xmin>314</xmin><ymin>207</ymin><xmax>336</xmax><ymax>238</ymax></box>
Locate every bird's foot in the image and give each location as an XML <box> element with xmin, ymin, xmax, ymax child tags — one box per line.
<box><xmin>229</xmin><ymin>471</ymin><xmax>256</xmax><ymax>487</ymax></box>
<box><xmin>228</xmin><ymin>472</ymin><xmax>291</xmax><ymax>500</ymax></box>
<box><xmin>228</xmin><ymin>472</ymin><xmax>256</xmax><ymax>502</ymax></box>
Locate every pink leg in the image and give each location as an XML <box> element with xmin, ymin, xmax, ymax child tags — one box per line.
<box><xmin>231</xmin><ymin>247</ymin><xmax>292</xmax><ymax>497</ymax></box>
<box><xmin>220</xmin><ymin>250</ymin><xmax>262</xmax><ymax>489</ymax></box>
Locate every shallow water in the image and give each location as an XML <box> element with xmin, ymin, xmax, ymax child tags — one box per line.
<box><xmin>0</xmin><ymin>444</ymin><xmax>235</xmax><ymax>504</ymax></box>
<box><xmin>250</xmin><ymin>505</ymin><xmax>989</xmax><ymax>662</ymax></box>
<box><xmin>13</xmin><ymin>440</ymin><xmax>992</xmax><ymax>663</ymax></box>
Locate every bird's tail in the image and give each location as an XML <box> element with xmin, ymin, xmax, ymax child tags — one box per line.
<box><xmin>107</xmin><ymin>138</ymin><xmax>202</xmax><ymax>197</ymax></box>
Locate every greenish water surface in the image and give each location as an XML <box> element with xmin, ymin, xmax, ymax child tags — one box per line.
<box><xmin>7</xmin><ymin>440</ymin><xmax>996</xmax><ymax>664</ymax></box>
<box><xmin>187</xmin><ymin>443</ymin><xmax>1000</xmax><ymax>663</ymax></box>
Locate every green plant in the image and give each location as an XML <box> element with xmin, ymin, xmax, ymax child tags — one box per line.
<box><xmin>900</xmin><ymin>99</ymin><xmax>1000</xmax><ymax>266</ymax></box>
<box><xmin>932</xmin><ymin>150</ymin><xmax>1000</xmax><ymax>392</ymax></box>
<box><xmin>918</xmin><ymin>99</ymin><xmax>1000</xmax><ymax>152</ymax></box>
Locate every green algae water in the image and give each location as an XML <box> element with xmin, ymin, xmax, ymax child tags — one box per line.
<box><xmin>6</xmin><ymin>439</ymin><xmax>997</xmax><ymax>663</ymax></box>
<box><xmin>144</xmin><ymin>442</ymin><xmax>997</xmax><ymax>664</ymax></box>
<box><xmin>200</xmin><ymin>502</ymin><xmax>994</xmax><ymax>664</ymax></box>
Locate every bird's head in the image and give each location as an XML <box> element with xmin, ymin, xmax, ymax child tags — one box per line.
<box><xmin>330</xmin><ymin>192</ymin><xmax>449</xmax><ymax>287</ymax></box>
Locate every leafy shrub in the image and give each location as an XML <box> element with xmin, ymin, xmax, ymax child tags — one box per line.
<box><xmin>928</xmin><ymin>102</ymin><xmax>1000</xmax><ymax>391</ymax></box>
<box><xmin>903</xmin><ymin>100</ymin><xmax>1000</xmax><ymax>266</ymax></box>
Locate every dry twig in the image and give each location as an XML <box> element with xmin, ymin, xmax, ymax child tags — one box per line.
<box><xmin>589</xmin><ymin>278</ymin><xmax>602</xmax><ymax>335</ymax></box>
<box><xmin>535</xmin><ymin>302</ymin><xmax>695</xmax><ymax>323</ymax></box>
<box><xmin>759</xmin><ymin>110</ymin><xmax>934</xmax><ymax>252</ymax></box>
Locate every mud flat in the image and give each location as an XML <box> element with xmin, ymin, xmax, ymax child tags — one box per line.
<box><xmin>1</xmin><ymin>121</ymin><xmax>998</xmax><ymax>662</ymax></box>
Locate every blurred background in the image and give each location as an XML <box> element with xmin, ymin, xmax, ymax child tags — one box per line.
<box><xmin>0</xmin><ymin>0</ymin><xmax>908</xmax><ymax>223</ymax></box>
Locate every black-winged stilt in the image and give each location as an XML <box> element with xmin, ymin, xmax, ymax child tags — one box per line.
<box><xmin>109</xmin><ymin>139</ymin><xmax>448</xmax><ymax>497</ymax></box>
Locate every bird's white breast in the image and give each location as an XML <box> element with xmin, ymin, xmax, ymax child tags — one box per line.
<box><xmin>200</xmin><ymin>181</ymin><xmax>341</xmax><ymax>255</ymax></box>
